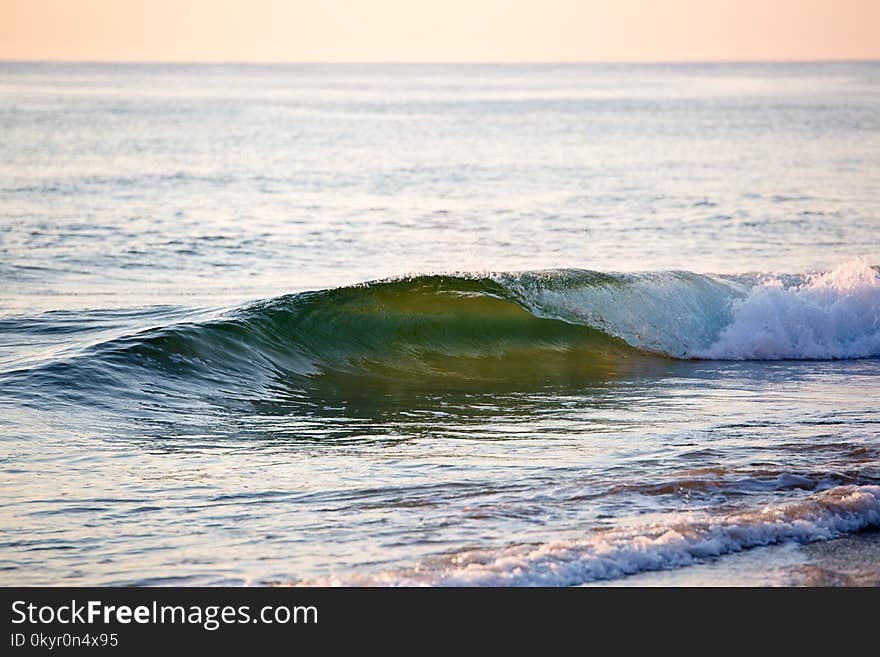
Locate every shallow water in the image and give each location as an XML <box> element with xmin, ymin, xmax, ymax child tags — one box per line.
<box><xmin>1</xmin><ymin>62</ymin><xmax>879</xmax><ymax>585</ymax></box>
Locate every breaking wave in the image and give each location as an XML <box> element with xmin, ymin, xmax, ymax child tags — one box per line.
<box><xmin>5</xmin><ymin>259</ymin><xmax>879</xmax><ymax>394</ymax></box>
<box><xmin>298</xmin><ymin>485</ymin><xmax>880</xmax><ymax>586</ymax></box>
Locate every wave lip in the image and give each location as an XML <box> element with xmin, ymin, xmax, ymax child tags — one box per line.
<box><xmin>297</xmin><ymin>485</ymin><xmax>880</xmax><ymax>586</ymax></box>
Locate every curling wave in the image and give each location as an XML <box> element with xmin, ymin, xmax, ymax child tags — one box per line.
<box><xmin>7</xmin><ymin>259</ymin><xmax>880</xmax><ymax>394</ymax></box>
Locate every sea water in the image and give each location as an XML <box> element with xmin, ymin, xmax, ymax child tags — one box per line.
<box><xmin>1</xmin><ymin>62</ymin><xmax>878</xmax><ymax>585</ymax></box>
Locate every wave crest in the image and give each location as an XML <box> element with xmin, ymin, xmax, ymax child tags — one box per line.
<box><xmin>9</xmin><ymin>260</ymin><xmax>879</xmax><ymax>397</ymax></box>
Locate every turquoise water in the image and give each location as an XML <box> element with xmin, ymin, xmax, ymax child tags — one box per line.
<box><xmin>1</xmin><ymin>62</ymin><xmax>879</xmax><ymax>585</ymax></box>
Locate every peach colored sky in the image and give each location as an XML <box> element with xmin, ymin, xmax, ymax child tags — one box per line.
<box><xmin>1</xmin><ymin>0</ymin><xmax>878</xmax><ymax>63</ymax></box>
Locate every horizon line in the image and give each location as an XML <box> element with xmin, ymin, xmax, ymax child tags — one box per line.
<box><xmin>1</xmin><ymin>57</ymin><xmax>879</xmax><ymax>67</ymax></box>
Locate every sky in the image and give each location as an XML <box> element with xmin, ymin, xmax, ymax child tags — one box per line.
<box><xmin>1</xmin><ymin>0</ymin><xmax>878</xmax><ymax>63</ymax></box>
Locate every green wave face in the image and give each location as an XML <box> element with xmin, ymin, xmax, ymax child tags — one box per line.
<box><xmin>103</xmin><ymin>274</ymin><xmax>659</xmax><ymax>395</ymax></box>
<box><xmin>297</xmin><ymin>278</ymin><xmax>648</xmax><ymax>380</ymax></box>
<box><xmin>238</xmin><ymin>275</ymin><xmax>648</xmax><ymax>384</ymax></box>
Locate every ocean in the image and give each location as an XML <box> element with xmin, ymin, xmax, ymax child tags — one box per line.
<box><xmin>1</xmin><ymin>61</ymin><xmax>878</xmax><ymax>586</ymax></box>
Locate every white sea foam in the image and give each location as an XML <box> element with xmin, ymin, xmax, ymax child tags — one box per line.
<box><xmin>692</xmin><ymin>258</ymin><xmax>880</xmax><ymax>360</ymax></box>
<box><xmin>515</xmin><ymin>258</ymin><xmax>880</xmax><ymax>360</ymax></box>
<box><xmin>298</xmin><ymin>485</ymin><xmax>880</xmax><ymax>586</ymax></box>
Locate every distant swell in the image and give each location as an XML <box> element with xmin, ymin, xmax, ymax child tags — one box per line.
<box><xmin>297</xmin><ymin>485</ymin><xmax>880</xmax><ymax>586</ymax></box>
